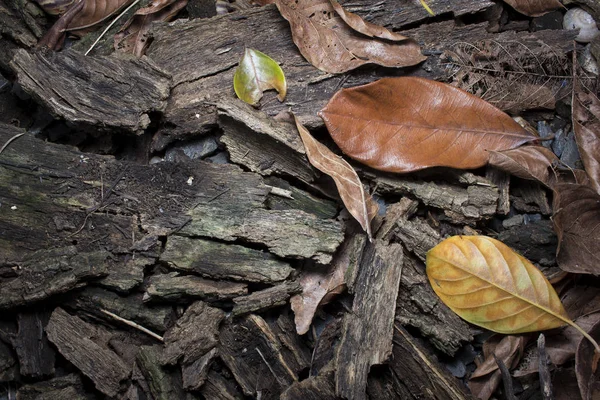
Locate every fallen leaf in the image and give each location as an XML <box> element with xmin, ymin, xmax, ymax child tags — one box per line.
<box><xmin>294</xmin><ymin>115</ymin><xmax>377</xmax><ymax>239</ymax></box>
<box><xmin>114</xmin><ymin>0</ymin><xmax>188</xmax><ymax>58</ymax></box>
<box><xmin>233</xmin><ymin>48</ymin><xmax>287</xmax><ymax>106</ymax></box>
<box><xmin>553</xmin><ymin>183</ymin><xmax>600</xmax><ymax>275</ymax></box>
<box><xmin>290</xmin><ymin>234</ymin><xmax>366</xmax><ymax>334</ymax></box>
<box><xmin>469</xmin><ymin>335</ymin><xmax>527</xmax><ymax>400</ymax></box>
<box><xmin>502</xmin><ymin>0</ymin><xmax>563</xmax><ymax>17</ymax></box>
<box><xmin>427</xmin><ymin>236</ymin><xmax>571</xmax><ymax>334</ymax></box>
<box><xmin>576</xmin><ymin>319</ymin><xmax>600</xmax><ymax>400</ymax></box>
<box><xmin>68</xmin><ymin>0</ymin><xmax>134</xmax><ymax>31</ymax></box>
<box><xmin>274</xmin><ymin>0</ymin><xmax>426</xmax><ymax>73</ymax></box>
<box><xmin>573</xmin><ymin>71</ymin><xmax>600</xmax><ymax>194</ymax></box>
<box><xmin>488</xmin><ymin>146</ymin><xmax>558</xmax><ymax>187</ymax></box>
<box><xmin>320</xmin><ymin>77</ymin><xmax>536</xmax><ymax>173</ymax></box>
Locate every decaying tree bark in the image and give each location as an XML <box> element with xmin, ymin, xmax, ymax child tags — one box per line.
<box><xmin>0</xmin><ymin>0</ymin><xmax>580</xmax><ymax>398</ymax></box>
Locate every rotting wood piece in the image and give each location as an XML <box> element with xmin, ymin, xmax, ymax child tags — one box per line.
<box><xmin>368</xmin><ymin>324</ymin><xmax>473</xmax><ymax>400</ymax></box>
<box><xmin>200</xmin><ymin>368</ymin><xmax>246</xmax><ymax>400</ymax></box>
<box><xmin>16</xmin><ymin>373</ymin><xmax>88</xmax><ymax>400</ymax></box>
<box><xmin>281</xmin><ymin>366</ymin><xmax>337</xmax><ymax>400</ymax></box>
<box><xmin>136</xmin><ymin>345</ymin><xmax>186</xmax><ymax>400</ymax></box>
<box><xmin>144</xmin><ymin>271</ymin><xmax>248</xmax><ymax>303</ymax></box>
<box><xmin>182</xmin><ymin>347</ymin><xmax>218</xmax><ymax>391</ymax></box>
<box><xmin>71</xmin><ymin>287</ymin><xmax>175</xmax><ymax>333</ymax></box>
<box><xmin>335</xmin><ymin>240</ymin><xmax>404</xmax><ymax>400</ymax></box>
<box><xmin>10</xmin><ymin>49</ymin><xmax>171</xmax><ymax>134</ymax></box>
<box><xmin>12</xmin><ymin>312</ymin><xmax>55</xmax><ymax>378</ymax></box>
<box><xmin>375</xmin><ymin>175</ymin><xmax>498</xmax><ymax>224</ymax></box>
<box><xmin>232</xmin><ymin>281</ymin><xmax>301</xmax><ymax>316</ymax></box>
<box><xmin>219</xmin><ymin>313</ymin><xmax>309</xmax><ymax>398</ymax></box>
<box><xmin>265</xmin><ymin>176</ymin><xmax>338</xmax><ymax>219</ymax></box>
<box><xmin>45</xmin><ymin>308</ymin><xmax>130</xmax><ymax>397</ymax></box>
<box><xmin>160</xmin><ymin>236</ymin><xmax>294</xmax><ymax>283</ymax></box>
<box><xmin>161</xmin><ymin>301</ymin><xmax>224</xmax><ymax>366</ymax></box>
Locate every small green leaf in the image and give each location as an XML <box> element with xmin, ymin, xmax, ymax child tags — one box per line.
<box><xmin>233</xmin><ymin>48</ymin><xmax>287</xmax><ymax>106</ymax></box>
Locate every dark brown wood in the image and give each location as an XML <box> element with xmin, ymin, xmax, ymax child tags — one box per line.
<box><xmin>182</xmin><ymin>347</ymin><xmax>217</xmax><ymax>391</ymax></box>
<box><xmin>10</xmin><ymin>49</ymin><xmax>171</xmax><ymax>134</ymax></box>
<box><xmin>16</xmin><ymin>374</ymin><xmax>88</xmax><ymax>400</ymax></box>
<box><xmin>486</xmin><ymin>167</ymin><xmax>511</xmax><ymax>215</ymax></box>
<box><xmin>219</xmin><ymin>313</ymin><xmax>309</xmax><ymax>398</ymax></box>
<box><xmin>162</xmin><ymin>301</ymin><xmax>224</xmax><ymax>365</ymax></box>
<box><xmin>369</xmin><ymin>324</ymin><xmax>474</xmax><ymax>400</ymax></box>
<box><xmin>232</xmin><ymin>281</ymin><xmax>301</xmax><ymax>316</ymax></box>
<box><xmin>335</xmin><ymin>240</ymin><xmax>404</xmax><ymax>400</ymax></box>
<box><xmin>265</xmin><ymin>176</ymin><xmax>338</xmax><ymax>219</ymax></box>
<box><xmin>281</xmin><ymin>367</ymin><xmax>337</xmax><ymax>400</ymax></box>
<box><xmin>71</xmin><ymin>287</ymin><xmax>175</xmax><ymax>333</ymax></box>
<box><xmin>144</xmin><ymin>272</ymin><xmax>248</xmax><ymax>303</ymax></box>
<box><xmin>12</xmin><ymin>312</ymin><xmax>55</xmax><ymax>378</ymax></box>
<box><xmin>200</xmin><ymin>368</ymin><xmax>246</xmax><ymax>400</ymax></box>
<box><xmin>160</xmin><ymin>236</ymin><xmax>294</xmax><ymax>283</ymax></box>
<box><xmin>45</xmin><ymin>308</ymin><xmax>130</xmax><ymax>397</ymax></box>
<box><xmin>136</xmin><ymin>345</ymin><xmax>186</xmax><ymax>400</ymax></box>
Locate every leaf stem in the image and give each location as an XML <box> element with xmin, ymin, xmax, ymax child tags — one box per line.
<box><xmin>85</xmin><ymin>0</ymin><xmax>141</xmax><ymax>56</ymax></box>
<box><xmin>419</xmin><ymin>0</ymin><xmax>434</xmax><ymax>16</ymax></box>
<box><xmin>569</xmin><ymin>319</ymin><xmax>600</xmax><ymax>354</ymax></box>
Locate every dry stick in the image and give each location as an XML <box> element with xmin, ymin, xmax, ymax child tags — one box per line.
<box><xmin>85</xmin><ymin>0</ymin><xmax>141</xmax><ymax>56</ymax></box>
<box><xmin>493</xmin><ymin>354</ymin><xmax>517</xmax><ymax>400</ymax></box>
<box><xmin>0</xmin><ymin>132</ymin><xmax>26</xmax><ymax>155</ymax></box>
<box><xmin>100</xmin><ymin>309</ymin><xmax>164</xmax><ymax>342</ymax></box>
<box><xmin>537</xmin><ymin>334</ymin><xmax>553</xmax><ymax>400</ymax></box>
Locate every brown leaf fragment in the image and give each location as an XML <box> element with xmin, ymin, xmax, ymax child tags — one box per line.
<box><xmin>114</xmin><ymin>0</ymin><xmax>188</xmax><ymax>58</ymax></box>
<box><xmin>294</xmin><ymin>115</ymin><xmax>377</xmax><ymax>239</ymax></box>
<box><xmin>274</xmin><ymin>0</ymin><xmax>426</xmax><ymax>73</ymax></box>
<box><xmin>552</xmin><ymin>183</ymin><xmax>600</xmax><ymax>275</ymax></box>
<box><xmin>576</xmin><ymin>318</ymin><xmax>600</xmax><ymax>400</ymax></box>
<box><xmin>469</xmin><ymin>335</ymin><xmax>527</xmax><ymax>400</ymax></box>
<box><xmin>573</xmin><ymin>72</ymin><xmax>600</xmax><ymax>194</ymax></box>
<box><xmin>502</xmin><ymin>0</ymin><xmax>563</xmax><ymax>17</ymax></box>
<box><xmin>488</xmin><ymin>146</ymin><xmax>558</xmax><ymax>187</ymax></box>
<box><xmin>68</xmin><ymin>0</ymin><xmax>134</xmax><ymax>32</ymax></box>
<box><xmin>320</xmin><ymin>77</ymin><xmax>536</xmax><ymax>173</ymax></box>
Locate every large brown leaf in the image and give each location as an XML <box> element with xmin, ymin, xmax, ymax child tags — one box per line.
<box><xmin>294</xmin><ymin>116</ymin><xmax>377</xmax><ymax>238</ymax></box>
<box><xmin>114</xmin><ymin>0</ymin><xmax>188</xmax><ymax>58</ymax></box>
<box><xmin>68</xmin><ymin>0</ymin><xmax>134</xmax><ymax>31</ymax></box>
<box><xmin>573</xmin><ymin>73</ymin><xmax>600</xmax><ymax>194</ymax></box>
<box><xmin>320</xmin><ymin>77</ymin><xmax>536</xmax><ymax>173</ymax></box>
<box><xmin>553</xmin><ymin>183</ymin><xmax>600</xmax><ymax>275</ymax></box>
<box><xmin>274</xmin><ymin>0</ymin><xmax>425</xmax><ymax>73</ymax></box>
<box><xmin>576</xmin><ymin>318</ymin><xmax>600</xmax><ymax>400</ymax></box>
<box><xmin>502</xmin><ymin>0</ymin><xmax>562</xmax><ymax>17</ymax></box>
<box><xmin>488</xmin><ymin>146</ymin><xmax>558</xmax><ymax>187</ymax></box>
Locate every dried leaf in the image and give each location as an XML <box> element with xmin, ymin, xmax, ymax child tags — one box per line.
<box><xmin>68</xmin><ymin>0</ymin><xmax>134</xmax><ymax>31</ymax></box>
<box><xmin>233</xmin><ymin>48</ymin><xmax>287</xmax><ymax>106</ymax></box>
<box><xmin>576</xmin><ymin>319</ymin><xmax>600</xmax><ymax>400</ymax></box>
<box><xmin>469</xmin><ymin>335</ymin><xmax>527</xmax><ymax>400</ymax></box>
<box><xmin>427</xmin><ymin>235</ymin><xmax>571</xmax><ymax>334</ymax></box>
<box><xmin>502</xmin><ymin>0</ymin><xmax>563</xmax><ymax>17</ymax></box>
<box><xmin>294</xmin><ymin>115</ymin><xmax>377</xmax><ymax>238</ymax></box>
<box><xmin>488</xmin><ymin>146</ymin><xmax>558</xmax><ymax>187</ymax></box>
<box><xmin>573</xmin><ymin>72</ymin><xmax>600</xmax><ymax>194</ymax></box>
<box><xmin>553</xmin><ymin>183</ymin><xmax>600</xmax><ymax>275</ymax></box>
<box><xmin>114</xmin><ymin>0</ymin><xmax>187</xmax><ymax>58</ymax></box>
<box><xmin>274</xmin><ymin>0</ymin><xmax>426</xmax><ymax>73</ymax></box>
<box><xmin>320</xmin><ymin>77</ymin><xmax>536</xmax><ymax>173</ymax></box>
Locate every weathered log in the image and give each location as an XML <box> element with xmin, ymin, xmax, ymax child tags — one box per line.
<box><xmin>161</xmin><ymin>301</ymin><xmax>224</xmax><ymax>366</ymax></box>
<box><xmin>182</xmin><ymin>347</ymin><xmax>218</xmax><ymax>391</ymax></box>
<box><xmin>45</xmin><ymin>308</ymin><xmax>130</xmax><ymax>397</ymax></box>
<box><xmin>160</xmin><ymin>236</ymin><xmax>294</xmax><ymax>283</ymax></box>
<box><xmin>12</xmin><ymin>312</ymin><xmax>55</xmax><ymax>378</ymax></box>
<box><xmin>265</xmin><ymin>176</ymin><xmax>338</xmax><ymax>219</ymax></box>
<box><xmin>335</xmin><ymin>240</ymin><xmax>404</xmax><ymax>400</ymax></box>
<box><xmin>144</xmin><ymin>272</ymin><xmax>248</xmax><ymax>303</ymax></box>
<box><xmin>10</xmin><ymin>49</ymin><xmax>171</xmax><ymax>134</ymax></box>
<box><xmin>232</xmin><ymin>281</ymin><xmax>301</xmax><ymax>316</ymax></box>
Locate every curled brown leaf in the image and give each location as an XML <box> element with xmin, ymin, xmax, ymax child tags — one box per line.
<box><xmin>274</xmin><ymin>0</ymin><xmax>425</xmax><ymax>73</ymax></box>
<box><xmin>502</xmin><ymin>0</ymin><xmax>563</xmax><ymax>17</ymax></box>
<box><xmin>488</xmin><ymin>146</ymin><xmax>558</xmax><ymax>187</ymax></box>
<box><xmin>294</xmin><ymin>115</ymin><xmax>377</xmax><ymax>238</ymax></box>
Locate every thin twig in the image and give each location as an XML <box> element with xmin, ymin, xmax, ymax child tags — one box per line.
<box><xmin>0</xmin><ymin>132</ymin><xmax>26</xmax><ymax>155</ymax></box>
<box><xmin>85</xmin><ymin>0</ymin><xmax>141</xmax><ymax>56</ymax></box>
<box><xmin>100</xmin><ymin>309</ymin><xmax>164</xmax><ymax>342</ymax></box>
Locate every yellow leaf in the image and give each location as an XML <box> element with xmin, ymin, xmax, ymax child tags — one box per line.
<box><xmin>419</xmin><ymin>0</ymin><xmax>434</xmax><ymax>16</ymax></box>
<box><xmin>426</xmin><ymin>236</ymin><xmax>594</xmax><ymax>340</ymax></box>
